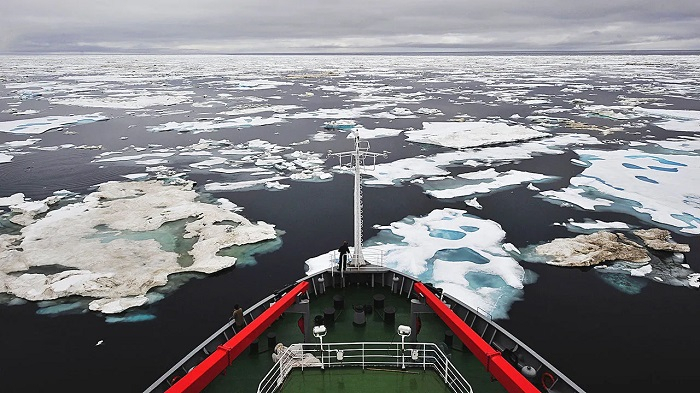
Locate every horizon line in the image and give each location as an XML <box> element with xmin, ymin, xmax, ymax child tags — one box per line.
<box><xmin>1</xmin><ymin>49</ymin><xmax>699</xmax><ymax>56</ymax></box>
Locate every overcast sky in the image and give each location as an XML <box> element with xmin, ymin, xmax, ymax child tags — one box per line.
<box><xmin>1</xmin><ymin>0</ymin><xmax>699</xmax><ymax>53</ymax></box>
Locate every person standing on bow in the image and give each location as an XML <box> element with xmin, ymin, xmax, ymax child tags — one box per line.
<box><xmin>338</xmin><ymin>241</ymin><xmax>350</xmax><ymax>271</ymax></box>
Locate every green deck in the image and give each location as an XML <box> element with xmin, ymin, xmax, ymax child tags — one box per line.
<box><xmin>204</xmin><ymin>283</ymin><xmax>507</xmax><ymax>393</ymax></box>
<box><xmin>279</xmin><ymin>368</ymin><xmax>452</xmax><ymax>393</ymax></box>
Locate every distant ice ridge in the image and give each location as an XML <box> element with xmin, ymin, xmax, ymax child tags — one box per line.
<box><xmin>0</xmin><ymin>113</ymin><xmax>107</xmax><ymax>135</ymax></box>
<box><xmin>405</xmin><ymin>121</ymin><xmax>549</xmax><ymax>149</ymax></box>
<box><xmin>306</xmin><ymin>208</ymin><xmax>532</xmax><ymax>320</ymax></box>
<box><xmin>0</xmin><ymin>180</ymin><xmax>279</xmax><ymax>314</ymax></box>
<box><xmin>539</xmin><ymin>149</ymin><xmax>700</xmax><ymax>234</ymax></box>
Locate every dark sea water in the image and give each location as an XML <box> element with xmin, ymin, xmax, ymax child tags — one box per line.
<box><xmin>0</xmin><ymin>54</ymin><xmax>699</xmax><ymax>392</ymax></box>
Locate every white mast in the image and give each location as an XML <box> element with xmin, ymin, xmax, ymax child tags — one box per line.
<box><xmin>330</xmin><ymin>129</ymin><xmax>385</xmax><ymax>267</ymax></box>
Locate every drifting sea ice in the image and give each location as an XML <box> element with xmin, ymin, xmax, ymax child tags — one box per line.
<box><xmin>563</xmin><ymin>219</ymin><xmax>632</xmax><ymax>233</ymax></box>
<box><xmin>634</xmin><ymin>108</ymin><xmax>700</xmax><ymax>132</ymax></box>
<box><xmin>405</xmin><ymin>121</ymin><xmax>550</xmax><ymax>149</ymax></box>
<box><xmin>49</xmin><ymin>91</ymin><xmax>192</xmax><ymax>109</ymax></box>
<box><xmin>538</xmin><ymin>149</ymin><xmax>700</xmax><ymax>234</ymax></box>
<box><xmin>0</xmin><ymin>113</ymin><xmax>108</xmax><ymax>135</ymax></box>
<box><xmin>364</xmin><ymin>133</ymin><xmax>600</xmax><ymax>187</ymax></box>
<box><xmin>148</xmin><ymin>116</ymin><xmax>285</xmax><ymax>133</ymax></box>
<box><xmin>0</xmin><ymin>180</ymin><xmax>279</xmax><ymax>315</ymax></box>
<box><xmin>306</xmin><ymin>208</ymin><xmax>532</xmax><ymax>319</ymax></box>
<box><xmin>420</xmin><ymin>169</ymin><xmax>557</xmax><ymax>199</ymax></box>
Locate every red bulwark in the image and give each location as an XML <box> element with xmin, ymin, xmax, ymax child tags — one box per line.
<box><xmin>167</xmin><ymin>281</ymin><xmax>310</xmax><ymax>393</ymax></box>
<box><xmin>413</xmin><ymin>282</ymin><xmax>539</xmax><ymax>393</ymax></box>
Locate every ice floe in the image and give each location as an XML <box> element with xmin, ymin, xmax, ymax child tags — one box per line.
<box><xmin>365</xmin><ymin>133</ymin><xmax>599</xmax><ymax>187</ymax></box>
<box><xmin>565</xmin><ymin>219</ymin><xmax>631</xmax><ymax>233</ymax></box>
<box><xmin>349</xmin><ymin>126</ymin><xmax>404</xmax><ymax>140</ymax></box>
<box><xmin>538</xmin><ymin>149</ymin><xmax>700</xmax><ymax>234</ymax></box>
<box><xmin>521</xmin><ymin>228</ymin><xmax>696</xmax><ymax>293</ymax></box>
<box><xmin>534</xmin><ymin>231</ymin><xmax>650</xmax><ymax>267</ymax></box>
<box><xmin>49</xmin><ymin>91</ymin><xmax>192</xmax><ymax>109</ymax></box>
<box><xmin>0</xmin><ymin>180</ymin><xmax>278</xmax><ymax>314</ymax></box>
<box><xmin>0</xmin><ymin>153</ymin><xmax>12</xmax><ymax>164</ymax></box>
<box><xmin>148</xmin><ymin>116</ymin><xmax>285</xmax><ymax>133</ymax></box>
<box><xmin>635</xmin><ymin>108</ymin><xmax>700</xmax><ymax>132</ymax></box>
<box><xmin>0</xmin><ymin>113</ymin><xmax>108</xmax><ymax>135</ymax></box>
<box><xmin>420</xmin><ymin>169</ymin><xmax>557</xmax><ymax>199</ymax></box>
<box><xmin>306</xmin><ymin>208</ymin><xmax>532</xmax><ymax>319</ymax></box>
<box><xmin>405</xmin><ymin>121</ymin><xmax>550</xmax><ymax>149</ymax></box>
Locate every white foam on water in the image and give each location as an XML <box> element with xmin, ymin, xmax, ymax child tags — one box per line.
<box><xmin>0</xmin><ymin>113</ymin><xmax>108</xmax><ymax>135</ymax></box>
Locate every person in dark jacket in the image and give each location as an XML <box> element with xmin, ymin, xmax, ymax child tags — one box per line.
<box><xmin>232</xmin><ymin>304</ymin><xmax>244</xmax><ymax>331</ymax></box>
<box><xmin>338</xmin><ymin>241</ymin><xmax>350</xmax><ymax>271</ymax></box>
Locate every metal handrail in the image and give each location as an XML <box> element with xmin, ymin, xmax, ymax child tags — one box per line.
<box><xmin>257</xmin><ymin>342</ymin><xmax>473</xmax><ymax>393</ymax></box>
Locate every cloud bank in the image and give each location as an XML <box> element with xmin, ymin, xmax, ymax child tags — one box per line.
<box><xmin>1</xmin><ymin>1</ymin><xmax>699</xmax><ymax>53</ymax></box>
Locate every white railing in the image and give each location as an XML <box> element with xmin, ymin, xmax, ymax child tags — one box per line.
<box><xmin>257</xmin><ymin>342</ymin><xmax>473</xmax><ymax>393</ymax></box>
<box><xmin>329</xmin><ymin>249</ymin><xmax>386</xmax><ymax>270</ymax></box>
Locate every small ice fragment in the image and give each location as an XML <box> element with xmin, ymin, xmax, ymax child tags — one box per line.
<box><xmin>630</xmin><ymin>264</ymin><xmax>652</xmax><ymax>277</ymax></box>
<box><xmin>526</xmin><ymin>183</ymin><xmax>540</xmax><ymax>191</ymax></box>
<box><xmin>689</xmin><ymin>273</ymin><xmax>700</xmax><ymax>288</ymax></box>
<box><xmin>96</xmin><ymin>340</ymin><xmax>104</xmax><ymax>346</ymax></box>
<box><xmin>465</xmin><ymin>198</ymin><xmax>482</xmax><ymax>210</ymax></box>
<box><xmin>503</xmin><ymin>243</ymin><xmax>520</xmax><ymax>254</ymax></box>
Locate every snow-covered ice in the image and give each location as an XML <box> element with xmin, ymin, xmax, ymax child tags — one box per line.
<box><xmin>148</xmin><ymin>116</ymin><xmax>285</xmax><ymax>133</ymax></box>
<box><xmin>0</xmin><ymin>113</ymin><xmax>108</xmax><ymax>135</ymax></box>
<box><xmin>306</xmin><ymin>208</ymin><xmax>532</xmax><ymax>319</ymax></box>
<box><xmin>539</xmin><ymin>149</ymin><xmax>700</xmax><ymax>234</ymax></box>
<box><xmin>0</xmin><ymin>180</ymin><xmax>278</xmax><ymax>314</ymax></box>
<box><xmin>405</xmin><ymin>121</ymin><xmax>550</xmax><ymax>149</ymax></box>
<box><xmin>421</xmin><ymin>169</ymin><xmax>557</xmax><ymax>199</ymax></box>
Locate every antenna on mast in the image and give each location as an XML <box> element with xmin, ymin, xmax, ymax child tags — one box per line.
<box><xmin>329</xmin><ymin>128</ymin><xmax>387</xmax><ymax>267</ymax></box>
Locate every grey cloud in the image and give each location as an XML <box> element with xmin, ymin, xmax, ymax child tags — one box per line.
<box><xmin>1</xmin><ymin>0</ymin><xmax>699</xmax><ymax>53</ymax></box>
